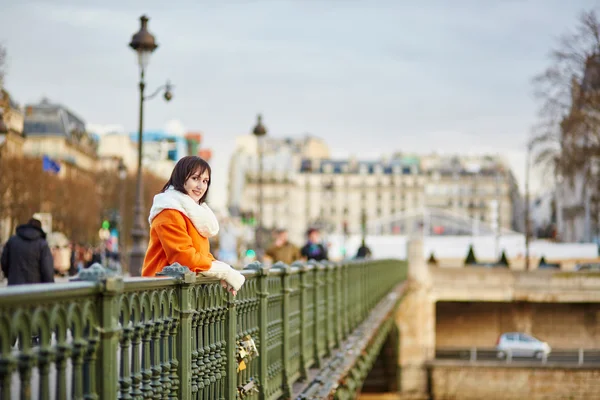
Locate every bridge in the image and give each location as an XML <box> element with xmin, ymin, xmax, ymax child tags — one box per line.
<box><xmin>396</xmin><ymin>241</ymin><xmax>600</xmax><ymax>400</ymax></box>
<box><xmin>3</xmin><ymin>239</ymin><xmax>600</xmax><ymax>400</ymax></box>
<box><xmin>0</xmin><ymin>258</ymin><xmax>406</xmax><ymax>400</ymax></box>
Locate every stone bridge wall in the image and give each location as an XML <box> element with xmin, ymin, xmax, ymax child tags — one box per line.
<box><xmin>436</xmin><ymin>301</ymin><xmax>600</xmax><ymax>349</ymax></box>
<box><xmin>429</xmin><ymin>362</ymin><xmax>600</xmax><ymax>400</ymax></box>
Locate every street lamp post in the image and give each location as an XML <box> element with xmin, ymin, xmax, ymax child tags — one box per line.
<box><xmin>252</xmin><ymin>114</ymin><xmax>267</xmax><ymax>258</ymax></box>
<box><xmin>117</xmin><ymin>159</ymin><xmax>127</xmax><ymax>269</ymax></box>
<box><xmin>128</xmin><ymin>15</ymin><xmax>173</xmax><ymax>275</ymax></box>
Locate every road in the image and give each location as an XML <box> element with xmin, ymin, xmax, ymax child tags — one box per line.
<box><xmin>435</xmin><ymin>348</ymin><xmax>600</xmax><ymax>365</ymax></box>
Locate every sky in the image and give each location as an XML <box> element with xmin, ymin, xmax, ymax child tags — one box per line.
<box><xmin>1</xmin><ymin>0</ymin><xmax>597</xmax><ymax>211</ymax></box>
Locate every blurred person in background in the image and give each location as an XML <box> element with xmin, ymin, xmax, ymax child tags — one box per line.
<box><xmin>218</xmin><ymin>217</ymin><xmax>240</xmax><ymax>267</ymax></box>
<box><xmin>355</xmin><ymin>239</ymin><xmax>372</xmax><ymax>259</ymax></box>
<box><xmin>1</xmin><ymin>218</ymin><xmax>54</xmax><ymax>285</ymax></box>
<box><xmin>301</xmin><ymin>228</ymin><xmax>328</xmax><ymax>262</ymax></box>
<box><xmin>265</xmin><ymin>228</ymin><xmax>301</xmax><ymax>265</ymax></box>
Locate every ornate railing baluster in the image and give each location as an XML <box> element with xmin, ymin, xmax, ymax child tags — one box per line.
<box><xmin>151</xmin><ymin>319</ymin><xmax>164</xmax><ymax>399</ymax></box>
<box><xmin>37</xmin><ymin>345</ymin><xmax>53</xmax><ymax>400</ymax></box>
<box><xmin>160</xmin><ymin>318</ymin><xmax>172</xmax><ymax>399</ymax></box>
<box><xmin>130</xmin><ymin>325</ymin><xmax>143</xmax><ymax>399</ymax></box>
<box><xmin>72</xmin><ymin>339</ymin><xmax>87</xmax><ymax>399</ymax></box>
<box><xmin>119</xmin><ymin>326</ymin><xmax>133</xmax><ymax>399</ymax></box>
<box><xmin>55</xmin><ymin>343</ymin><xmax>69</xmax><ymax>400</ymax></box>
<box><xmin>168</xmin><ymin>316</ymin><xmax>179</xmax><ymax>400</ymax></box>
<box><xmin>18</xmin><ymin>349</ymin><xmax>34</xmax><ymax>400</ymax></box>
<box><xmin>196</xmin><ymin>307</ymin><xmax>206</xmax><ymax>397</ymax></box>
<box><xmin>190</xmin><ymin>310</ymin><xmax>200</xmax><ymax>395</ymax></box>
<box><xmin>84</xmin><ymin>336</ymin><xmax>99</xmax><ymax>400</ymax></box>
<box><xmin>141</xmin><ymin>322</ymin><xmax>154</xmax><ymax>399</ymax></box>
<box><xmin>0</xmin><ymin>352</ymin><xmax>15</xmax><ymax>400</ymax></box>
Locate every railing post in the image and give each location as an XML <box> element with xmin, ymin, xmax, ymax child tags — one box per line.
<box><xmin>334</xmin><ymin>262</ymin><xmax>343</xmax><ymax>347</ymax></box>
<box><xmin>312</xmin><ymin>261</ymin><xmax>322</xmax><ymax>368</ymax></box>
<box><xmin>579</xmin><ymin>348</ymin><xmax>584</xmax><ymax>365</ymax></box>
<box><xmin>296</xmin><ymin>261</ymin><xmax>310</xmax><ymax>380</ymax></box>
<box><xmin>341</xmin><ymin>262</ymin><xmax>349</xmax><ymax>338</ymax></box>
<box><xmin>323</xmin><ymin>262</ymin><xmax>332</xmax><ymax>357</ymax></box>
<box><xmin>245</xmin><ymin>262</ymin><xmax>270</xmax><ymax>400</ymax></box>
<box><xmin>175</xmin><ymin>270</ymin><xmax>197</xmax><ymax>400</ymax></box>
<box><xmin>96</xmin><ymin>276</ymin><xmax>124</xmax><ymax>400</ymax></box>
<box><xmin>279</xmin><ymin>262</ymin><xmax>293</xmax><ymax>397</ymax></box>
<box><xmin>470</xmin><ymin>348</ymin><xmax>476</xmax><ymax>363</ymax></box>
<box><xmin>225</xmin><ymin>283</ymin><xmax>238</xmax><ymax>399</ymax></box>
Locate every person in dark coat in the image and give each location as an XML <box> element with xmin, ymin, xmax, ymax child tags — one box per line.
<box><xmin>355</xmin><ymin>239</ymin><xmax>372</xmax><ymax>259</ymax></box>
<box><xmin>0</xmin><ymin>218</ymin><xmax>55</xmax><ymax>285</ymax></box>
<box><xmin>300</xmin><ymin>228</ymin><xmax>328</xmax><ymax>262</ymax></box>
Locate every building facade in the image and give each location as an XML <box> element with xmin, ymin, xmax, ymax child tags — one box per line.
<box><xmin>0</xmin><ymin>89</ymin><xmax>25</xmax><ymax>157</ymax></box>
<box><xmin>238</xmin><ymin>149</ymin><xmax>522</xmax><ymax>245</ymax></box>
<box><xmin>227</xmin><ymin>134</ymin><xmax>330</xmax><ymax>216</ymax></box>
<box><xmin>22</xmin><ymin>99</ymin><xmax>98</xmax><ymax>178</ymax></box>
<box><xmin>97</xmin><ymin>130</ymin><xmax>212</xmax><ymax>180</ymax></box>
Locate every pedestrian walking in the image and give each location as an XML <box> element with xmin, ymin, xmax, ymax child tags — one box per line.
<box><xmin>265</xmin><ymin>228</ymin><xmax>301</xmax><ymax>265</ymax></box>
<box><xmin>0</xmin><ymin>218</ymin><xmax>54</xmax><ymax>286</ymax></box>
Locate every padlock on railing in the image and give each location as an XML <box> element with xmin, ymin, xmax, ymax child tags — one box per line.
<box><xmin>238</xmin><ymin>378</ymin><xmax>260</xmax><ymax>397</ymax></box>
<box><xmin>241</xmin><ymin>334</ymin><xmax>259</xmax><ymax>358</ymax></box>
<box><xmin>236</xmin><ymin>334</ymin><xmax>259</xmax><ymax>372</ymax></box>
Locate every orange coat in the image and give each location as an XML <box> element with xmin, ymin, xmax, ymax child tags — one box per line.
<box><xmin>142</xmin><ymin>209</ymin><xmax>215</xmax><ymax>277</ymax></box>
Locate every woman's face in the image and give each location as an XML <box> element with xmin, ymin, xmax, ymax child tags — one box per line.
<box><xmin>184</xmin><ymin>168</ymin><xmax>210</xmax><ymax>203</ymax></box>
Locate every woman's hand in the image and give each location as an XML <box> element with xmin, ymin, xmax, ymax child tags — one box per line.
<box><xmin>221</xmin><ymin>280</ymin><xmax>238</xmax><ymax>296</ymax></box>
<box><xmin>200</xmin><ymin>260</ymin><xmax>245</xmax><ymax>293</ymax></box>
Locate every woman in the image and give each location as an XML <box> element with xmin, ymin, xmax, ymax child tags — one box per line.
<box><xmin>142</xmin><ymin>156</ymin><xmax>245</xmax><ymax>294</ymax></box>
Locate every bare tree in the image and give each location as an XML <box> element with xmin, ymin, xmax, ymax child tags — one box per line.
<box><xmin>0</xmin><ymin>44</ymin><xmax>5</xmax><ymax>89</ymax></box>
<box><xmin>531</xmin><ymin>9</ymin><xmax>600</xmax><ymax>176</ymax></box>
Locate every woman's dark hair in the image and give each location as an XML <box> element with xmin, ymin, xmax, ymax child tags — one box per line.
<box><xmin>162</xmin><ymin>156</ymin><xmax>212</xmax><ymax>203</ymax></box>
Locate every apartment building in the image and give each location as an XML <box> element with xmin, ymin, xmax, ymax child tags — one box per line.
<box><xmin>238</xmin><ymin>149</ymin><xmax>522</xmax><ymax>244</ymax></box>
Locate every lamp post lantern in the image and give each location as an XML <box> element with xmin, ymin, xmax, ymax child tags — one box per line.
<box><xmin>128</xmin><ymin>15</ymin><xmax>174</xmax><ymax>275</ymax></box>
<box><xmin>252</xmin><ymin>114</ymin><xmax>267</xmax><ymax>258</ymax></box>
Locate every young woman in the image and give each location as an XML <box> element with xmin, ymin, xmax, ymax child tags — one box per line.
<box><xmin>142</xmin><ymin>156</ymin><xmax>245</xmax><ymax>294</ymax></box>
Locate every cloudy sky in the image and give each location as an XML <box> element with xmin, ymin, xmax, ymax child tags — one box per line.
<box><xmin>1</xmin><ymin>0</ymin><xmax>597</xmax><ymax>209</ymax></box>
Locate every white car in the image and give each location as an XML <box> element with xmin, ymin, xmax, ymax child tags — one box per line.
<box><xmin>496</xmin><ymin>332</ymin><xmax>551</xmax><ymax>359</ymax></box>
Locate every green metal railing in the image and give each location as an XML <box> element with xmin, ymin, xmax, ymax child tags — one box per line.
<box><xmin>0</xmin><ymin>259</ymin><xmax>406</xmax><ymax>399</ymax></box>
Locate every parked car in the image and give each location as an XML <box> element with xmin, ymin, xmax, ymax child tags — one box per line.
<box><xmin>496</xmin><ymin>332</ymin><xmax>551</xmax><ymax>359</ymax></box>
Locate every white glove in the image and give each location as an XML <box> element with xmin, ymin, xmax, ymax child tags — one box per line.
<box><xmin>200</xmin><ymin>260</ymin><xmax>246</xmax><ymax>292</ymax></box>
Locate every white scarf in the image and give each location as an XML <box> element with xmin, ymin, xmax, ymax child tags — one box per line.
<box><xmin>148</xmin><ymin>187</ymin><xmax>219</xmax><ymax>238</ymax></box>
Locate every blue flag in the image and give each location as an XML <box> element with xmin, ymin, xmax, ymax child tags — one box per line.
<box><xmin>42</xmin><ymin>155</ymin><xmax>61</xmax><ymax>174</ymax></box>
